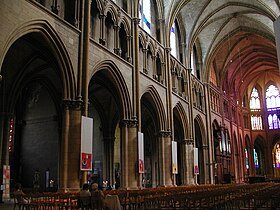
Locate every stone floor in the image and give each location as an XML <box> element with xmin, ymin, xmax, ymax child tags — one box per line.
<box><xmin>0</xmin><ymin>200</ymin><xmax>14</xmax><ymax>210</ymax></box>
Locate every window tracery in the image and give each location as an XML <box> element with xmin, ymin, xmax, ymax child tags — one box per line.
<box><xmin>266</xmin><ymin>85</ymin><xmax>280</xmax><ymax>130</ymax></box>
<box><xmin>250</xmin><ymin>88</ymin><xmax>262</xmax><ymax>130</ymax></box>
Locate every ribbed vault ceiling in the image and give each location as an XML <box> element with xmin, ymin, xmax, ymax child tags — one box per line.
<box><xmin>162</xmin><ymin>0</ymin><xmax>280</xmax><ymax>98</ymax></box>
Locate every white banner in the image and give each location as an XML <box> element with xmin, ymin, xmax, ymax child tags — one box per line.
<box><xmin>138</xmin><ymin>132</ymin><xmax>144</xmax><ymax>173</ymax></box>
<box><xmin>194</xmin><ymin>148</ymin><xmax>199</xmax><ymax>175</ymax></box>
<box><xmin>81</xmin><ymin>116</ymin><xmax>93</xmax><ymax>171</ymax></box>
<box><xmin>172</xmin><ymin>141</ymin><xmax>178</xmax><ymax>174</ymax></box>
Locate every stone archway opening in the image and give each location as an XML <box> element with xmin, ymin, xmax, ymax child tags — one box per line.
<box><xmin>1</xmin><ymin>32</ymin><xmax>64</xmax><ymax>191</ymax></box>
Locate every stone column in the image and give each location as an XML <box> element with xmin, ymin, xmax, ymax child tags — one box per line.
<box><xmin>158</xmin><ymin>130</ymin><xmax>172</xmax><ymax>186</ymax></box>
<box><xmin>0</xmin><ymin>113</ymin><xmax>11</xmax><ymax>170</ymax></box>
<box><xmin>114</xmin><ymin>25</ymin><xmax>121</xmax><ymax>55</ymax></box>
<box><xmin>158</xmin><ymin>19</ymin><xmax>165</xmax><ymax>44</ymax></box>
<box><xmin>202</xmin><ymin>145</ymin><xmax>210</xmax><ymax>184</ymax></box>
<box><xmin>143</xmin><ymin>48</ymin><xmax>148</xmax><ymax>74</ymax></box>
<box><xmin>119</xmin><ymin>119</ymin><xmax>138</xmax><ymax>189</ymax></box>
<box><xmin>60</xmin><ymin>100</ymin><xmax>70</xmax><ymax>191</ymax></box>
<box><xmin>63</xmin><ymin>100</ymin><xmax>83</xmax><ymax>191</ymax></box>
<box><xmin>160</xmin><ymin>62</ymin><xmax>165</xmax><ymax>84</ymax></box>
<box><xmin>99</xmin><ymin>14</ymin><xmax>106</xmax><ymax>45</ymax></box>
<box><xmin>180</xmin><ymin>43</ymin><xmax>187</xmax><ymax>65</ymax></box>
<box><xmin>0</xmin><ymin>113</ymin><xmax>6</xmax><ymax>168</ymax></box>
<box><xmin>204</xmin><ymin>84</ymin><xmax>215</xmax><ymax>184</ymax></box>
<box><xmin>152</xmin><ymin>55</ymin><xmax>156</xmax><ymax>78</ymax></box>
<box><xmin>132</xmin><ymin>18</ymin><xmax>140</xmax><ymax>121</ymax></box>
<box><xmin>103</xmin><ymin>137</ymin><xmax>115</xmax><ymax>187</ymax></box>
<box><xmin>82</xmin><ymin>0</ymin><xmax>91</xmax><ymax>117</ymax></box>
<box><xmin>74</xmin><ymin>0</ymin><xmax>81</xmax><ymax>27</ymax></box>
<box><xmin>127</xmin><ymin>35</ymin><xmax>132</xmax><ymax>63</ymax></box>
<box><xmin>183</xmin><ymin>138</ymin><xmax>195</xmax><ymax>185</ymax></box>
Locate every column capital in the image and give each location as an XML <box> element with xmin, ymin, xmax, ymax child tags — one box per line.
<box><xmin>114</xmin><ymin>25</ymin><xmax>120</xmax><ymax>30</ymax></box>
<box><xmin>165</xmin><ymin>47</ymin><xmax>172</xmax><ymax>53</ymax></box>
<box><xmin>99</xmin><ymin>14</ymin><xmax>105</xmax><ymax>19</ymax></box>
<box><xmin>63</xmin><ymin>99</ymin><xmax>83</xmax><ymax>111</ymax></box>
<box><xmin>119</xmin><ymin>118</ymin><xmax>138</xmax><ymax>128</ymax></box>
<box><xmin>202</xmin><ymin>145</ymin><xmax>209</xmax><ymax>150</ymax></box>
<box><xmin>157</xmin><ymin>18</ymin><xmax>165</xmax><ymax>25</ymax></box>
<box><xmin>180</xmin><ymin>43</ymin><xmax>187</xmax><ymax>48</ymax></box>
<box><xmin>187</xmin><ymin>68</ymin><xmax>192</xmax><ymax>73</ymax></box>
<box><xmin>183</xmin><ymin>138</ymin><xmax>194</xmax><ymax>145</ymax></box>
<box><xmin>132</xmin><ymin>18</ymin><xmax>141</xmax><ymax>25</ymax></box>
<box><xmin>158</xmin><ymin>130</ymin><xmax>172</xmax><ymax>138</ymax></box>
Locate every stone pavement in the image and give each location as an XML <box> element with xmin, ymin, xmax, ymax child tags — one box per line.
<box><xmin>0</xmin><ymin>200</ymin><xmax>14</xmax><ymax>210</ymax></box>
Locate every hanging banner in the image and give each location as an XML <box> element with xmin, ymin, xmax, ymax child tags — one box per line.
<box><xmin>194</xmin><ymin>148</ymin><xmax>199</xmax><ymax>175</ymax></box>
<box><xmin>81</xmin><ymin>116</ymin><xmax>93</xmax><ymax>171</ymax></box>
<box><xmin>172</xmin><ymin>141</ymin><xmax>178</xmax><ymax>174</ymax></box>
<box><xmin>138</xmin><ymin>132</ymin><xmax>144</xmax><ymax>173</ymax></box>
<box><xmin>2</xmin><ymin>165</ymin><xmax>10</xmax><ymax>200</ymax></box>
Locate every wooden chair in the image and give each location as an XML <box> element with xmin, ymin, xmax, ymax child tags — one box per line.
<box><xmin>12</xmin><ymin>193</ymin><xmax>28</xmax><ymax>210</ymax></box>
<box><xmin>11</xmin><ymin>193</ymin><xmax>21</xmax><ymax>210</ymax></box>
<box><xmin>79</xmin><ymin>196</ymin><xmax>91</xmax><ymax>210</ymax></box>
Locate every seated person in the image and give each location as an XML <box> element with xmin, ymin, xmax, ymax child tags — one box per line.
<box><xmin>79</xmin><ymin>183</ymin><xmax>91</xmax><ymax>208</ymax></box>
<box><xmin>91</xmin><ymin>183</ymin><xmax>121</xmax><ymax>210</ymax></box>
<box><xmin>80</xmin><ymin>183</ymin><xmax>91</xmax><ymax>197</ymax></box>
<box><xmin>13</xmin><ymin>183</ymin><xmax>30</xmax><ymax>204</ymax></box>
<box><xmin>91</xmin><ymin>183</ymin><xmax>105</xmax><ymax>209</ymax></box>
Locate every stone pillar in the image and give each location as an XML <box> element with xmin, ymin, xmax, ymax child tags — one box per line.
<box><xmin>99</xmin><ymin>14</ymin><xmax>106</xmax><ymax>45</ymax></box>
<box><xmin>143</xmin><ymin>48</ymin><xmax>147</xmax><ymax>74</ymax></box>
<box><xmin>103</xmin><ymin>137</ymin><xmax>115</xmax><ymax>187</ymax></box>
<box><xmin>158</xmin><ymin>130</ymin><xmax>172</xmax><ymax>186</ymax></box>
<box><xmin>0</xmin><ymin>113</ymin><xmax>6</xmax><ymax>167</ymax></box>
<box><xmin>82</xmin><ymin>0</ymin><xmax>91</xmax><ymax>117</ymax></box>
<box><xmin>119</xmin><ymin>119</ymin><xmax>138</xmax><ymax>189</ymax></box>
<box><xmin>61</xmin><ymin>100</ymin><xmax>83</xmax><ymax>191</ymax></box>
<box><xmin>0</xmin><ymin>113</ymin><xmax>11</xmax><ymax>170</ymax></box>
<box><xmin>202</xmin><ymin>145</ymin><xmax>210</xmax><ymax>184</ymax></box>
<box><xmin>204</xmin><ymin>84</ymin><xmax>215</xmax><ymax>184</ymax></box>
<box><xmin>152</xmin><ymin>55</ymin><xmax>156</xmax><ymax>78</ymax></box>
<box><xmin>180</xmin><ymin>43</ymin><xmax>187</xmax><ymax>65</ymax></box>
<box><xmin>127</xmin><ymin>35</ymin><xmax>132</xmax><ymax>63</ymax></box>
<box><xmin>114</xmin><ymin>25</ymin><xmax>121</xmax><ymax>55</ymax></box>
<box><xmin>74</xmin><ymin>0</ymin><xmax>81</xmax><ymax>27</ymax></box>
<box><xmin>60</xmin><ymin>100</ymin><xmax>70</xmax><ymax>191</ymax></box>
<box><xmin>158</xmin><ymin>19</ymin><xmax>165</xmax><ymax>44</ymax></box>
<box><xmin>183</xmin><ymin>139</ymin><xmax>195</xmax><ymax>185</ymax></box>
<box><xmin>160</xmin><ymin>62</ymin><xmax>165</xmax><ymax>84</ymax></box>
<box><xmin>132</xmin><ymin>18</ymin><xmax>140</xmax><ymax>121</ymax></box>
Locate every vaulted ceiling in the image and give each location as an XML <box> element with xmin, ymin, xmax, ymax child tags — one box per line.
<box><xmin>162</xmin><ymin>0</ymin><xmax>280</xmax><ymax>99</ymax></box>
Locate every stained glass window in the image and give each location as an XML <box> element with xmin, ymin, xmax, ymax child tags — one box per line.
<box><xmin>139</xmin><ymin>0</ymin><xmax>151</xmax><ymax>34</ymax></box>
<box><xmin>251</xmin><ymin>115</ymin><xmax>262</xmax><ymax>130</ymax></box>
<box><xmin>170</xmin><ymin>22</ymin><xmax>177</xmax><ymax>58</ymax></box>
<box><xmin>266</xmin><ymin>85</ymin><xmax>280</xmax><ymax>109</ymax></box>
<box><xmin>254</xmin><ymin>149</ymin><xmax>259</xmax><ymax>168</ymax></box>
<box><xmin>275</xmin><ymin>143</ymin><xmax>280</xmax><ymax>168</ymax></box>
<box><xmin>250</xmin><ymin>88</ymin><xmax>263</xmax><ymax>130</ymax></box>
<box><xmin>266</xmin><ymin>85</ymin><xmax>280</xmax><ymax>130</ymax></box>
<box><xmin>250</xmin><ymin>88</ymin><xmax>260</xmax><ymax>110</ymax></box>
<box><xmin>245</xmin><ymin>148</ymin><xmax>249</xmax><ymax>169</ymax></box>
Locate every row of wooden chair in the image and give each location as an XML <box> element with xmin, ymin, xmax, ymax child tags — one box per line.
<box><xmin>12</xmin><ymin>182</ymin><xmax>280</xmax><ymax>210</ymax></box>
